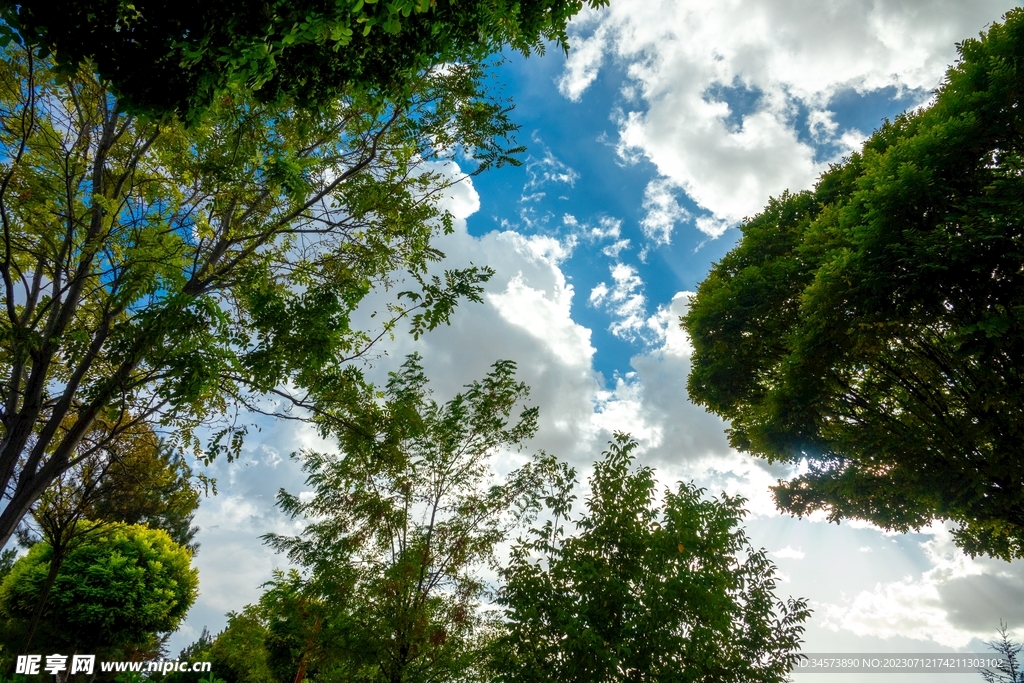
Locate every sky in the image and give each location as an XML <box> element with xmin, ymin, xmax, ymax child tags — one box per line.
<box><xmin>175</xmin><ymin>1</ymin><xmax>1024</xmax><ymax>680</ymax></box>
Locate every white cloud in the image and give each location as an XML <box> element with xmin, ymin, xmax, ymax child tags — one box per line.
<box><xmin>563</xmin><ymin>0</ymin><xmax>1019</xmax><ymax>225</ymax></box>
<box><xmin>589</xmin><ymin>263</ymin><xmax>648</xmax><ymax>340</ymax></box>
<box><xmin>644</xmin><ymin>292</ymin><xmax>694</xmax><ymax>356</ymax></box>
<box><xmin>605</xmin><ymin>293</ymin><xmax>787</xmax><ymax>518</ymax></box>
<box><xmin>640</xmin><ymin>178</ymin><xmax>691</xmax><ymax>244</ymax></box>
<box><xmin>523</xmin><ymin>144</ymin><xmax>580</xmax><ymax>195</ymax></box>
<box><xmin>807</xmin><ymin>109</ymin><xmax>840</xmax><ymax>142</ymax></box>
<box><xmin>592</xmin><ymin>216</ymin><xmax>622</xmax><ymax>241</ymax></box>
<box><xmin>431</xmin><ymin>160</ymin><xmax>481</xmax><ymax>219</ymax></box>
<box><xmin>821</xmin><ymin>523</ymin><xmax>1024</xmax><ymax>647</ymax></box>
<box><xmin>565</xmin><ymin>213</ymin><xmax>626</xmax><ymax>241</ymax></box>
<box><xmin>558</xmin><ymin>14</ymin><xmax>610</xmax><ymax>101</ymax></box>
<box><xmin>564</xmin><ymin>214</ymin><xmax>631</xmax><ymax>256</ymax></box>
<box><xmin>694</xmin><ymin>215</ymin><xmax>731</xmax><ymax>239</ymax></box>
<box><xmin>602</xmin><ymin>239</ymin><xmax>631</xmax><ymax>258</ymax></box>
<box><xmin>588</xmin><ymin>282</ymin><xmax>609</xmax><ymax>305</ymax></box>
<box><xmin>499</xmin><ymin>146</ymin><xmax>581</xmax><ymax>231</ymax></box>
<box><xmin>773</xmin><ymin>545</ymin><xmax>806</xmax><ymax>560</ymax></box>
<box><xmin>491</xmin><ymin>269</ymin><xmax>590</xmax><ymax>369</ymax></box>
<box><xmin>181</xmin><ymin>417</ymin><xmax>332</xmax><ymax>631</ymax></box>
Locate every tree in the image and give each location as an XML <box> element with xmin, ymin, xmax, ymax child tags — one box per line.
<box><xmin>0</xmin><ymin>0</ymin><xmax>608</xmax><ymax>120</ymax></box>
<box><xmin>165</xmin><ymin>573</ymin><xmax>332</xmax><ymax>683</ymax></box>
<box><xmin>0</xmin><ymin>548</ymin><xmax>14</xmax><ymax>583</ymax></box>
<box><xmin>684</xmin><ymin>8</ymin><xmax>1024</xmax><ymax>560</ymax></box>
<box><xmin>201</xmin><ymin>609</ymin><xmax>277</xmax><ymax>683</ymax></box>
<box><xmin>491</xmin><ymin>433</ymin><xmax>810</xmax><ymax>683</ymax></box>
<box><xmin>13</xmin><ymin>420</ymin><xmax>201</xmax><ymax>650</ymax></box>
<box><xmin>0</xmin><ymin>522</ymin><xmax>198</xmax><ymax>659</ymax></box>
<box><xmin>980</xmin><ymin>623</ymin><xmax>1024</xmax><ymax>683</ymax></box>
<box><xmin>163</xmin><ymin>608</ymin><xmax>278</xmax><ymax>683</ymax></box>
<box><xmin>163</xmin><ymin>628</ymin><xmax>226</xmax><ymax>683</ymax></box>
<box><xmin>261</xmin><ymin>353</ymin><xmax>555</xmax><ymax>683</ymax></box>
<box><xmin>0</xmin><ymin>39</ymin><xmax>516</xmax><ymax>547</ymax></box>
<box><xmin>22</xmin><ymin>421</ymin><xmax>201</xmax><ymax>552</ymax></box>
<box><xmin>86</xmin><ymin>434</ymin><xmax>202</xmax><ymax>552</ymax></box>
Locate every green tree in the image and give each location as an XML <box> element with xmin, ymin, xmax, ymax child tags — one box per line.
<box><xmin>0</xmin><ymin>0</ymin><xmax>607</xmax><ymax>120</ymax></box>
<box><xmin>0</xmin><ymin>522</ymin><xmax>198</xmax><ymax>660</ymax></box>
<box><xmin>161</xmin><ymin>628</ymin><xmax>221</xmax><ymax>683</ymax></box>
<box><xmin>0</xmin><ymin>548</ymin><xmax>14</xmax><ymax>583</ymax></box>
<box><xmin>86</xmin><ymin>435</ymin><xmax>202</xmax><ymax>552</ymax></box>
<box><xmin>0</xmin><ymin>38</ymin><xmax>515</xmax><ymax>546</ymax></box>
<box><xmin>163</xmin><ymin>610</ymin><xmax>277</xmax><ymax>683</ymax></box>
<box><xmin>492</xmin><ymin>434</ymin><xmax>810</xmax><ymax>683</ymax></box>
<box><xmin>684</xmin><ymin>8</ymin><xmax>1024</xmax><ymax>560</ymax></box>
<box><xmin>261</xmin><ymin>353</ymin><xmax>555</xmax><ymax>683</ymax></box>
<box><xmin>165</xmin><ymin>575</ymin><xmax>339</xmax><ymax>683</ymax></box>
<box><xmin>207</xmin><ymin>610</ymin><xmax>276</xmax><ymax>683</ymax></box>
<box><xmin>14</xmin><ymin>420</ymin><xmax>201</xmax><ymax>650</ymax></box>
<box><xmin>166</xmin><ymin>575</ymin><xmax>329</xmax><ymax>683</ymax></box>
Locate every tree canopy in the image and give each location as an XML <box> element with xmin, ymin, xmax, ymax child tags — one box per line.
<box><xmin>0</xmin><ymin>39</ymin><xmax>515</xmax><ymax>546</ymax></box>
<box><xmin>262</xmin><ymin>353</ymin><xmax>554</xmax><ymax>683</ymax></box>
<box><xmin>12</xmin><ymin>421</ymin><xmax>201</xmax><ymax>650</ymax></box>
<box><xmin>0</xmin><ymin>522</ymin><xmax>198</xmax><ymax>659</ymax></box>
<box><xmin>85</xmin><ymin>434</ymin><xmax>202</xmax><ymax>552</ymax></box>
<box><xmin>1</xmin><ymin>0</ymin><xmax>607</xmax><ymax>119</ymax></box>
<box><xmin>23</xmin><ymin>421</ymin><xmax>201</xmax><ymax>554</ymax></box>
<box><xmin>178</xmin><ymin>354</ymin><xmax>554</xmax><ymax>683</ymax></box>
<box><xmin>492</xmin><ymin>434</ymin><xmax>810</xmax><ymax>683</ymax></box>
<box><xmin>684</xmin><ymin>9</ymin><xmax>1024</xmax><ymax>559</ymax></box>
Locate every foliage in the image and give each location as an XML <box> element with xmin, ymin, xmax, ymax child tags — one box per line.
<box><xmin>0</xmin><ymin>40</ymin><xmax>515</xmax><ymax>546</ymax></box>
<box><xmin>161</xmin><ymin>628</ymin><xmax>219</xmax><ymax>683</ymax></box>
<box><xmin>162</xmin><ymin>609</ymin><xmax>276</xmax><ymax>683</ymax></box>
<box><xmin>0</xmin><ymin>522</ymin><xmax>198</xmax><ymax>658</ymax></box>
<box><xmin>492</xmin><ymin>433</ymin><xmax>810</xmax><ymax>683</ymax></box>
<box><xmin>259</xmin><ymin>352</ymin><xmax>555</xmax><ymax>683</ymax></box>
<box><xmin>0</xmin><ymin>0</ymin><xmax>608</xmax><ymax>120</ymax></box>
<box><xmin>684</xmin><ymin>8</ymin><xmax>1024</xmax><ymax>559</ymax></box>
<box><xmin>85</xmin><ymin>433</ymin><xmax>202</xmax><ymax>552</ymax></box>
<box><xmin>258</xmin><ymin>571</ymin><xmax>327</xmax><ymax>683</ymax></box>
<box><xmin>23</xmin><ymin>422</ymin><xmax>201</xmax><ymax>552</ymax></box>
<box><xmin>206</xmin><ymin>609</ymin><xmax>276</xmax><ymax>683</ymax></box>
<box><xmin>0</xmin><ymin>549</ymin><xmax>13</xmax><ymax>583</ymax></box>
<box><xmin>12</xmin><ymin>421</ymin><xmax>201</xmax><ymax>650</ymax></box>
<box><xmin>980</xmin><ymin>623</ymin><xmax>1024</xmax><ymax>683</ymax></box>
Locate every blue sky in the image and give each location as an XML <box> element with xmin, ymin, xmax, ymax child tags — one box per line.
<box><xmin>465</xmin><ymin>50</ymin><xmax>927</xmax><ymax>382</ymax></box>
<box><xmin>177</xmin><ymin>2</ymin><xmax>1024</xmax><ymax>680</ymax></box>
<box><xmin>468</xmin><ymin>51</ymin><xmax>736</xmax><ymax>381</ymax></box>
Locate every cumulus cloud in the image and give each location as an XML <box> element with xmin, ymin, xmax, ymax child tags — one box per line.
<box><xmin>695</xmin><ymin>215</ymin><xmax>731</xmax><ymax>239</ymax></box>
<box><xmin>175</xmin><ymin>271</ymin><xmax>780</xmax><ymax>646</ymax></box>
<box><xmin>562</xmin><ymin>0</ymin><xmax>1019</xmax><ymax>224</ymax></box>
<box><xmin>821</xmin><ymin>523</ymin><xmax>1024</xmax><ymax>647</ymax></box>
<box><xmin>558</xmin><ymin>14</ymin><xmax>610</xmax><ymax>101</ymax></box>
